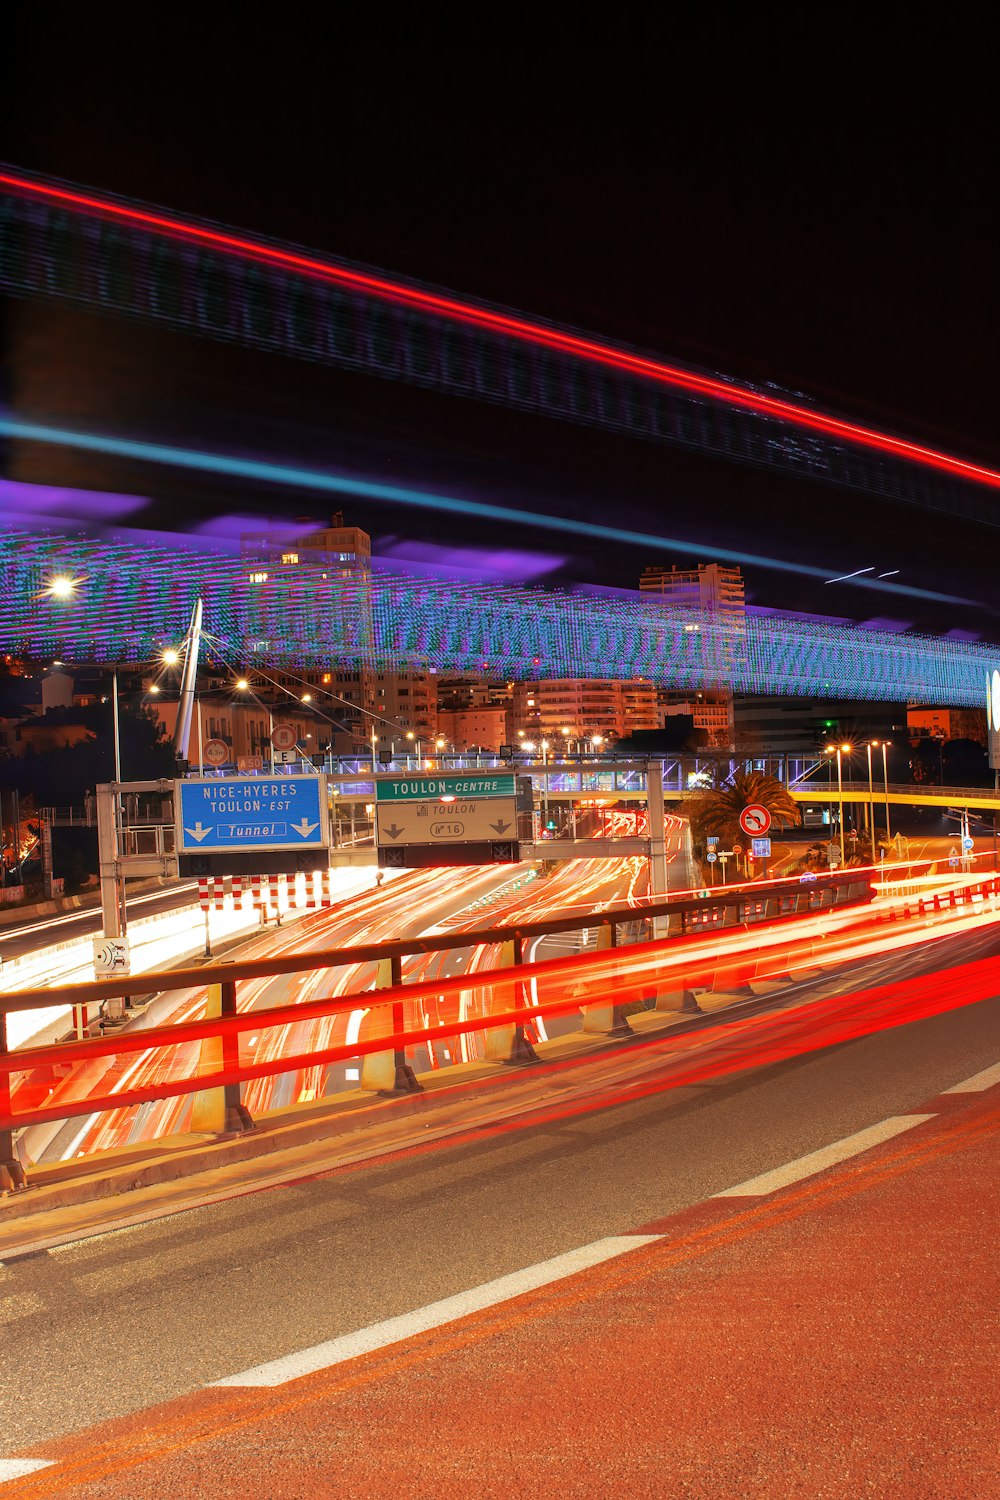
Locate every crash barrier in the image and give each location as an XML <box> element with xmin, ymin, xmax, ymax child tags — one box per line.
<box><xmin>0</xmin><ymin>871</ymin><xmax>875</xmax><ymax>1189</ymax></box>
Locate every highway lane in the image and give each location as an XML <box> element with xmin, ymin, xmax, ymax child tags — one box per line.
<box><xmin>27</xmin><ymin>856</ymin><xmax>651</xmax><ymax>1160</ymax></box>
<box><xmin>1</xmin><ymin>928</ymin><xmax>998</xmax><ymax>1459</ymax></box>
<box><xmin>0</xmin><ymin>882</ymin><xmax>201</xmax><ymax>962</ymax></box>
<box><xmin>29</xmin><ymin>865</ymin><xmax>512</xmax><ymax>1160</ymax></box>
<box><xmin>19</xmin><ymin>847</ymin><xmax>998</xmax><ymax>1160</ymax></box>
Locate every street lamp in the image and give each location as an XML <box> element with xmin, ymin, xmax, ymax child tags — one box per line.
<box><xmin>881</xmin><ymin>740</ymin><xmax>892</xmax><ymax>845</ymax></box>
<box><xmin>370</xmin><ymin>726</ymin><xmax>378</xmax><ymax>773</ymax></box>
<box><xmin>540</xmin><ymin>738</ymin><xmax>550</xmax><ymax>826</ymax></box>
<box><xmin>825</xmin><ymin>742</ymin><xmax>852</xmax><ymax>867</ymax></box>
<box><xmin>46</xmin><ymin>575</ymin><xmax>78</xmax><ymax>600</ymax></box>
<box><xmin>591</xmin><ymin>733</ymin><xmax>604</xmax><ymax>755</ymax></box>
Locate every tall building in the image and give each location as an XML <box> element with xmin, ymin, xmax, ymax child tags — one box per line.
<box><xmin>437</xmin><ymin>678</ymin><xmax>511</xmax><ymax>751</ymax></box>
<box><xmin>240</xmin><ymin>514</ymin><xmax>374</xmax><ymax>661</ymax></box>
<box><xmin>639</xmin><ymin>562</ymin><xmax>745</xmax><ymax>619</ymax></box>
<box><xmin>639</xmin><ymin>562</ymin><xmax>745</xmax><ymax>747</ymax></box>
<box><xmin>907</xmin><ymin>705</ymin><xmax>987</xmax><ymax>747</ymax></box>
<box><xmin>506</xmin><ymin>679</ymin><xmax>658</xmax><ymax>745</ymax></box>
<box><xmin>733</xmin><ymin>697</ymin><xmax>906</xmax><ymax>756</ymax></box>
<box><xmin>327</xmin><ymin>667</ymin><xmax>438</xmax><ymax>757</ymax></box>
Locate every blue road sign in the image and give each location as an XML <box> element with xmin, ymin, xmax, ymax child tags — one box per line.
<box><xmin>177</xmin><ymin>776</ymin><xmax>327</xmax><ymax>854</ymax></box>
<box><xmin>963</xmin><ymin>837</ymin><xmax>975</xmax><ymax>851</ymax></box>
<box><xmin>751</xmin><ymin>836</ymin><xmax>772</xmax><ymax>859</ymax></box>
<box><xmin>706</xmin><ymin>835</ymin><xmax>720</xmax><ymax>846</ymax></box>
<box><xmin>799</xmin><ymin>871</ymin><xmax>818</xmax><ymax>883</ymax></box>
<box><xmin>706</xmin><ymin>850</ymin><xmax>718</xmax><ymax>862</ymax></box>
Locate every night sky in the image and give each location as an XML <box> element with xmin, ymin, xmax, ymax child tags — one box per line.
<box><xmin>4</xmin><ymin>20</ymin><xmax>999</xmax><ymax>636</ymax></box>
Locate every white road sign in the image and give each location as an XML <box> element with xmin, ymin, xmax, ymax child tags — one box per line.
<box><xmin>93</xmin><ymin>935</ymin><xmax>130</xmax><ymax>977</ymax></box>
<box><xmin>376</xmin><ymin>797</ymin><xmax>518</xmax><ymax>848</ymax></box>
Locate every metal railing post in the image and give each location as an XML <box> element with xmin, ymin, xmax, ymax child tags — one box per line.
<box><xmin>0</xmin><ymin>1008</ymin><xmax>28</xmax><ymax>1191</ymax></box>
<box><xmin>361</xmin><ymin>954</ymin><xmax>422</xmax><ymax>1093</ymax></box>
<box><xmin>581</xmin><ymin>920</ymin><xmax>633</xmax><ymax>1035</ymax></box>
<box><xmin>221</xmin><ymin>978</ymin><xmax>254</xmax><ymax>1133</ymax></box>
<box><xmin>485</xmin><ymin>933</ymin><xmax>538</xmax><ymax>1064</ymax></box>
<box><xmin>391</xmin><ymin>955</ymin><xmax>422</xmax><ymax>1094</ymax></box>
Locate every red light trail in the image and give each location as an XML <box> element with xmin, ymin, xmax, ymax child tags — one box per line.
<box><xmin>2</xmin><ymin>168</ymin><xmax>999</xmax><ymax>493</ymax></box>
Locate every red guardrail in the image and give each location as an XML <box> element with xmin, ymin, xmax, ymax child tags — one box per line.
<box><xmin>0</xmin><ymin>871</ymin><xmax>880</xmax><ymax>1189</ymax></box>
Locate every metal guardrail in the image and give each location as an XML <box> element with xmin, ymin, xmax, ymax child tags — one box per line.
<box><xmin>0</xmin><ymin>871</ymin><xmax>874</xmax><ymax>1189</ymax></box>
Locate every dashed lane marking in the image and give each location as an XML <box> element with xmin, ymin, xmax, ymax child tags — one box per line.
<box><xmin>943</xmin><ymin>1060</ymin><xmax>1000</xmax><ymax>1093</ymax></box>
<box><xmin>713</xmin><ymin>1115</ymin><xmax>936</xmax><ymax>1197</ymax></box>
<box><xmin>212</xmin><ymin>1235</ymin><xmax>662</xmax><ymax>1387</ymax></box>
<box><xmin>0</xmin><ymin>1460</ymin><xmax>55</xmax><ymax>1482</ymax></box>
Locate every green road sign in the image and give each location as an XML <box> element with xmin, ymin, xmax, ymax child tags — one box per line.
<box><xmin>375</xmin><ymin>773</ymin><xmax>516</xmax><ymax>802</ymax></box>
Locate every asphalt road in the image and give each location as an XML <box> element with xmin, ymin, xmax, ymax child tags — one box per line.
<box><xmin>1</xmin><ymin>929</ymin><xmax>998</xmax><ymax>1458</ymax></box>
<box><xmin>0</xmin><ymin>883</ymin><xmax>201</xmax><ymax>962</ymax></box>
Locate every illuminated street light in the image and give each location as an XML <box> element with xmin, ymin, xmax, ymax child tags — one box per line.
<box><xmin>162</xmin><ymin>648</ymin><xmax>180</xmax><ymax>666</ymax></box>
<box><xmin>880</xmin><ymin>741</ymin><xmax>892</xmax><ymax>844</ymax></box>
<box><xmin>235</xmin><ymin>678</ymin><xmax>249</xmax><ymax>691</ymax></box>
<box><xmin>47</xmin><ymin>575</ymin><xmax>77</xmax><ymax>599</ymax></box>
<box><xmin>825</xmin><ymin>742</ymin><xmax>853</xmax><ymax>867</ymax></box>
<box><xmin>865</xmin><ymin>740</ymin><xmax>879</xmax><ymax>848</ymax></box>
<box><xmin>301</xmin><ymin>693</ymin><xmax>312</xmax><ymax>703</ymax></box>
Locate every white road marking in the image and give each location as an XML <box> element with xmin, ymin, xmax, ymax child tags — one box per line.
<box><xmin>0</xmin><ymin>1459</ymin><xmax>55</xmax><ymax>1481</ymax></box>
<box><xmin>212</xmin><ymin>1235</ymin><xmax>661</xmax><ymax>1387</ymax></box>
<box><xmin>943</xmin><ymin>1061</ymin><xmax>1000</xmax><ymax>1093</ymax></box>
<box><xmin>713</xmin><ymin>1115</ymin><xmax>935</xmax><ymax>1197</ymax></box>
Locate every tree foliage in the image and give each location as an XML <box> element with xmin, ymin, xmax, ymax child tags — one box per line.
<box><xmin>682</xmin><ymin>770</ymin><xmax>802</xmax><ymax>855</ymax></box>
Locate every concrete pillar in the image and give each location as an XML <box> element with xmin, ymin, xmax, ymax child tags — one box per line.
<box><xmin>360</xmin><ymin>957</ymin><xmax>398</xmax><ymax>1091</ymax></box>
<box><xmin>646</xmin><ymin>762</ymin><xmax>670</xmax><ymax>939</ymax></box>
<box><xmin>0</xmin><ymin>1008</ymin><xmax>27</xmax><ymax>1191</ymax></box>
<box><xmin>581</xmin><ymin>923</ymin><xmax>633</xmax><ymax>1035</ymax></box>
<box><xmin>191</xmin><ymin>982</ymin><xmax>227</xmax><ymax>1133</ymax></box>
<box><xmin>361</xmin><ymin>955</ymin><xmax>423</xmax><ymax>1094</ymax></box>
<box><xmin>485</xmin><ymin>938</ymin><xmax>538</xmax><ymax>1064</ymax></box>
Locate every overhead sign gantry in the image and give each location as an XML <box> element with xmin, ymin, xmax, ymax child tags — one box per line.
<box><xmin>374</xmin><ymin>773</ymin><xmax>525</xmax><ymax>869</ymax></box>
<box><xmin>175</xmin><ymin>775</ymin><xmax>330</xmax><ymax>875</ymax></box>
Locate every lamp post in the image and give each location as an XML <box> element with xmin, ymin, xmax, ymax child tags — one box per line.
<box><xmin>881</xmin><ymin>741</ymin><xmax>892</xmax><ymax>845</ymax></box>
<box><xmin>866</xmin><ymin>740</ymin><xmax>878</xmax><ymax>853</ymax></box>
<box><xmin>370</xmin><ymin>726</ymin><xmax>378</xmax><ymax>773</ymax></box>
<box><xmin>826</xmin><ymin>742</ymin><xmax>852</xmax><ymax>867</ymax></box>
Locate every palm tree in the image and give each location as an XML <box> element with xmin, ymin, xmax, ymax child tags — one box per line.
<box><xmin>682</xmin><ymin>770</ymin><xmax>802</xmax><ymax>871</ymax></box>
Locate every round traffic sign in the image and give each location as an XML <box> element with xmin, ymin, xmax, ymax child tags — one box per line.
<box><xmin>203</xmin><ymin>738</ymin><xmax>228</xmax><ymax>766</ymax></box>
<box><xmin>739</xmin><ymin>804</ymin><xmax>771</xmax><ymax>836</ymax></box>
<box><xmin>270</xmin><ymin>723</ymin><xmax>297</xmax><ymax>752</ymax></box>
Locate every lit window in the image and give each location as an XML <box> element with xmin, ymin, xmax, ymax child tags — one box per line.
<box><xmin>249</xmin><ymin>571</ymin><xmax>269</xmax><ymax>584</ymax></box>
<box><xmin>281</xmin><ymin>552</ymin><xmax>299</xmax><ymax>564</ymax></box>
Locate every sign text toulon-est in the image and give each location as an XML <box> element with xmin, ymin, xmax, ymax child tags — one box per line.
<box><xmin>176</xmin><ymin>776</ymin><xmax>328</xmax><ymax>853</ymax></box>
